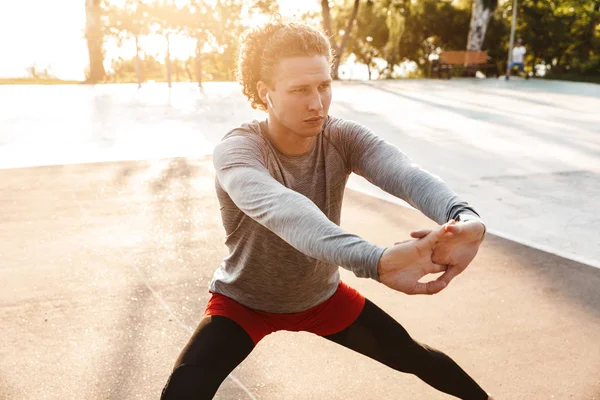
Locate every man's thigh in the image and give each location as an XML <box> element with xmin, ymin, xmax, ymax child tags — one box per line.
<box><xmin>161</xmin><ymin>315</ymin><xmax>255</xmax><ymax>400</ymax></box>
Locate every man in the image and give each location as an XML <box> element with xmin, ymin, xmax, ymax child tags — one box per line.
<box><xmin>161</xmin><ymin>21</ymin><xmax>493</xmax><ymax>400</ymax></box>
<box><xmin>508</xmin><ymin>38</ymin><xmax>528</xmax><ymax>79</ymax></box>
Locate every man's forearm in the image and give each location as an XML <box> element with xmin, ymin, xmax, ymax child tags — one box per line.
<box><xmin>357</xmin><ymin>142</ymin><xmax>480</xmax><ymax>224</ymax></box>
<box><xmin>218</xmin><ymin>166</ymin><xmax>385</xmax><ymax>279</ymax></box>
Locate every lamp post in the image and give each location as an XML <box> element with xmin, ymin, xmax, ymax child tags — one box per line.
<box><xmin>505</xmin><ymin>0</ymin><xmax>518</xmax><ymax>80</ymax></box>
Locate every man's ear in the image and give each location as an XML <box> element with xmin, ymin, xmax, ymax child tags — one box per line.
<box><xmin>256</xmin><ymin>81</ymin><xmax>269</xmax><ymax>106</ymax></box>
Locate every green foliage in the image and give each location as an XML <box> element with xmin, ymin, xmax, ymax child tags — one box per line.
<box><xmin>340</xmin><ymin>0</ymin><xmax>599</xmax><ymax>81</ymax></box>
<box><xmin>337</xmin><ymin>0</ymin><xmax>471</xmax><ymax>76</ymax></box>
<box><xmin>492</xmin><ymin>0</ymin><xmax>600</xmax><ymax>79</ymax></box>
<box><xmin>416</xmin><ymin>0</ymin><xmax>471</xmax><ymax>55</ymax></box>
<box><xmin>347</xmin><ymin>1</ymin><xmax>388</xmax><ymax>78</ymax></box>
<box><xmin>87</xmin><ymin>0</ymin><xmax>600</xmax><ymax>83</ymax></box>
<box><xmin>97</xmin><ymin>0</ymin><xmax>277</xmax><ymax>83</ymax></box>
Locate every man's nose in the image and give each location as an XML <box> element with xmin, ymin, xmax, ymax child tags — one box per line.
<box><xmin>307</xmin><ymin>91</ymin><xmax>323</xmax><ymax>112</ymax></box>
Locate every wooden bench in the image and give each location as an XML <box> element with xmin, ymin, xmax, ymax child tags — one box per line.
<box><xmin>433</xmin><ymin>50</ymin><xmax>497</xmax><ymax>79</ymax></box>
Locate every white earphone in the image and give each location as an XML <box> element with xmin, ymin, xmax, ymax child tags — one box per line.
<box><xmin>266</xmin><ymin>93</ymin><xmax>274</xmax><ymax>108</ymax></box>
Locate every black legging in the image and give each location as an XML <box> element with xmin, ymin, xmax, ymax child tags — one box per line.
<box><xmin>161</xmin><ymin>299</ymin><xmax>489</xmax><ymax>399</ymax></box>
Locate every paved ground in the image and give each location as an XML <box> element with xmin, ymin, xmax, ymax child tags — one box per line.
<box><xmin>1</xmin><ymin>79</ymin><xmax>599</xmax><ymax>267</ymax></box>
<box><xmin>1</xmin><ymin>159</ymin><xmax>600</xmax><ymax>400</ymax></box>
<box><xmin>1</xmin><ymin>79</ymin><xmax>600</xmax><ymax>399</ymax></box>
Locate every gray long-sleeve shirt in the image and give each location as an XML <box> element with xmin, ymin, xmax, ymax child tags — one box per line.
<box><xmin>210</xmin><ymin>116</ymin><xmax>480</xmax><ymax>313</ymax></box>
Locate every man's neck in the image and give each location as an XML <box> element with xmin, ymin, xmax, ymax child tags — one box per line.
<box><xmin>266</xmin><ymin>117</ymin><xmax>316</xmax><ymax>156</ymax></box>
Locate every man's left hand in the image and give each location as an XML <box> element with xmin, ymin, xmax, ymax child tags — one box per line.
<box><xmin>406</xmin><ymin>220</ymin><xmax>485</xmax><ymax>287</ymax></box>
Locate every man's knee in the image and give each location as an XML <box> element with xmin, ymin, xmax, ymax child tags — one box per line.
<box><xmin>161</xmin><ymin>364</ymin><xmax>207</xmax><ymax>400</ymax></box>
<box><xmin>386</xmin><ymin>341</ymin><xmax>434</xmax><ymax>374</ymax></box>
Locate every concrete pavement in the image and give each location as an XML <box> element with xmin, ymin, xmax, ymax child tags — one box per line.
<box><xmin>1</xmin><ymin>79</ymin><xmax>599</xmax><ymax>267</ymax></box>
<box><xmin>1</xmin><ymin>158</ymin><xmax>600</xmax><ymax>399</ymax></box>
<box><xmin>1</xmin><ymin>79</ymin><xmax>600</xmax><ymax>399</ymax></box>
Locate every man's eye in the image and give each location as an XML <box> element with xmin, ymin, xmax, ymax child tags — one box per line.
<box><xmin>294</xmin><ymin>88</ymin><xmax>307</xmax><ymax>93</ymax></box>
<box><xmin>319</xmin><ymin>84</ymin><xmax>330</xmax><ymax>90</ymax></box>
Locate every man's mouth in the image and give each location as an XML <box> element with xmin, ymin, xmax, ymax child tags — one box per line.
<box><xmin>304</xmin><ymin>116</ymin><xmax>324</xmax><ymax>122</ymax></box>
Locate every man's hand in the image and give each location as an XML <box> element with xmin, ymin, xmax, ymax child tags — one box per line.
<box><xmin>378</xmin><ymin>223</ymin><xmax>451</xmax><ymax>295</ymax></box>
<box><xmin>409</xmin><ymin>220</ymin><xmax>485</xmax><ymax>287</ymax></box>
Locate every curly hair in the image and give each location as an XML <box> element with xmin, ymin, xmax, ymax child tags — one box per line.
<box><xmin>236</xmin><ymin>20</ymin><xmax>333</xmax><ymax>111</ymax></box>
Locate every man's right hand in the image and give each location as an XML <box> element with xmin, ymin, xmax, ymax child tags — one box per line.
<box><xmin>378</xmin><ymin>224</ymin><xmax>449</xmax><ymax>295</ymax></box>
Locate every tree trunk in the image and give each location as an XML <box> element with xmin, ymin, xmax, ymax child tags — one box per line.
<box><xmin>166</xmin><ymin>33</ymin><xmax>172</xmax><ymax>88</ymax></box>
<box><xmin>184</xmin><ymin>58</ymin><xmax>193</xmax><ymax>82</ymax></box>
<box><xmin>590</xmin><ymin>1</ymin><xmax>600</xmax><ymax>49</ymax></box>
<box><xmin>321</xmin><ymin>0</ymin><xmax>333</xmax><ymax>45</ymax></box>
<box><xmin>321</xmin><ymin>0</ymin><xmax>338</xmax><ymax>71</ymax></box>
<box><xmin>85</xmin><ymin>0</ymin><xmax>106</xmax><ymax>82</ymax></box>
<box><xmin>195</xmin><ymin>35</ymin><xmax>203</xmax><ymax>88</ymax></box>
<box><xmin>135</xmin><ymin>35</ymin><xmax>142</xmax><ymax>88</ymax></box>
<box><xmin>322</xmin><ymin>0</ymin><xmax>360</xmax><ymax>79</ymax></box>
<box><xmin>466</xmin><ymin>0</ymin><xmax>498</xmax><ymax>51</ymax></box>
<box><xmin>165</xmin><ymin>33</ymin><xmax>173</xmax><ymax>87</ymax></box>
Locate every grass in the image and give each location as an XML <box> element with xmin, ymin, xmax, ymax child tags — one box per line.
<box><xmin>0</xmin><ymin>77</ymin><xmax>196</xmax><ymax>85</ymax></box>
<box><xmin>0</xmin><ymin>78</ymin><xmax>83</xmax><ymax>85</ymax></box>
<box><xmin>542</xmin><ymin>73</ymin><xmax>600</xmax><ymax>85</ymax></box>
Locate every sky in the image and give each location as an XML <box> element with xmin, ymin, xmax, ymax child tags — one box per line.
<box><xmin>0</xmin><ymin>0</ymin><xmax>319</xmax><ymax>80</ymax></box>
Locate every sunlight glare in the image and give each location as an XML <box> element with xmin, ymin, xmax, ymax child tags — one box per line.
<box><xmin>0</xmin><ymin>0</ymin><xmax>321</xmax><ymax>80</ymax></box>
<box><xmin>242</xmin><ymin>12</ymin><xmax>270</xmax><ymax>28</ymax></box>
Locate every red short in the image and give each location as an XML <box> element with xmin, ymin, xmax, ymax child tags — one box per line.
<box><xmin>204</xmin><ymin>281</ymin><xmax>366</xmax><ymax>345</ymax></box>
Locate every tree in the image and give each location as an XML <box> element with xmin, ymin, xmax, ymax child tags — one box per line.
<box><xmin>146</xmin><ymin>1</ymin><xmax>175</xmax><ymax>86</ymax></box>
<box><xmin>347</xmin><ymin>0</ymin><xmax>388</xmax><ymax>80</ymax></box>
<box><xmin>382</xmin><ymin>2</ymin><xmax>406</xmax><ymax>78</ymax></box>
<box><xmin>190</xmin><ymin>2</ymin><xmax>212</xmax><ymax>87</ymax></box>
<box><xmin>176</xmin><ymin>0</ymin><xmax>223</xmax><ymax>87</ymax></box>
<box><xmin>85</xmin><ymin>0</ymin><xmax>106</xmax><ymax>82</ymax></box>
<box><xmin>103</xmin><ymin>0</ymin><xmax>152</xmax><ymax>87</ymax></box>
<box><xmin>321</xmin><ymin>0</ymin><xmax>360</xmax><ymax>79</ymax></box>
<box><xmin>85</xmin><ymin>0</ymin><xmax>598</xmax><ymax>84</ymax></box>
<box><xmin>481</xmin><ymin>0</ymin><xmax>600</xmax><ymax>79</ymax></box>
<box><xmin>339</xmin><ymin>0</ymin><xmax>473</xmax><ymax>78</ymax></box>
<box><xmin>466</xmin><ymin>0</ymin><xmax>498</xmax><ymax>51</ymax></box>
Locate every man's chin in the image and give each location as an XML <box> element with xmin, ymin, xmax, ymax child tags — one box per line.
<box><xmin>283</xmin><ymin>120</ymin><xmax>324</xmax><ymax>137</ymax></box>
<box><xmin>299</xmin><ymin>122</ymin><xmax>324</xmax><ymax>136</ymax></box>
